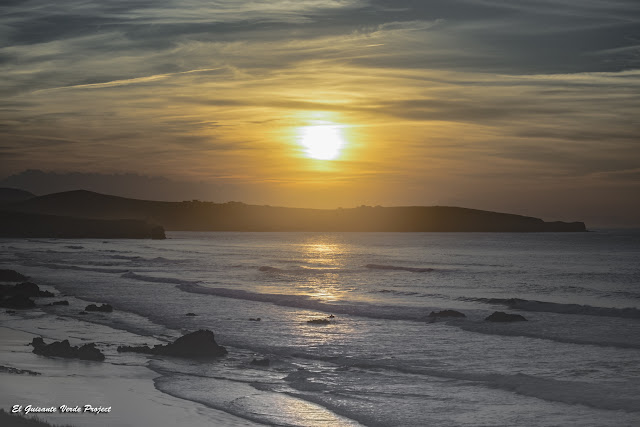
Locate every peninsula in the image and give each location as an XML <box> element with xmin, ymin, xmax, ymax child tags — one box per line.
<box><xmin>1</xmin><ymin>190</ymin><xmax>586</xmax><ymax>233</ymax></box>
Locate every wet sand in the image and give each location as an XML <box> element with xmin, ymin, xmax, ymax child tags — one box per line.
<box><xmin>0</xmin><ymin>323</ymin><xmax>261</xmax><ymax>427</ymax></box>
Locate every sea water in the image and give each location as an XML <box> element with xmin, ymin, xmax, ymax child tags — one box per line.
<box><xmin>1</xmin><ymin>231</ymin><xmax>639</xmax><ymax>426</ymax></box>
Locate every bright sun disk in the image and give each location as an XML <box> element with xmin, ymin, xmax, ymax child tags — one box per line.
<box><xmin>299</xmin><ymin>125</ymin><xmax>345</xmax><ymax>160</ymax></box>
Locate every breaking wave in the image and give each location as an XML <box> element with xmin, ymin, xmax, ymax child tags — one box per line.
<box><xmin>25</xmin><ymin>262</ymin><xmax>130</xmax><ymax>274</ymax></box>
<box><xmin>458</xmin><ymin>321</ymin><xmax>640</xmax><ymax>350</ymax></box>
<box><xmin>177</xmin><ymin>283</ymin><xmax>432</xmax><ymax>321</ymax></box>
<box><xmin>470</xmin><ymin>297</ymin><xmax>640</xmax><ymax>319</ymax></box>
<box><xmin>285</xmin><ymin>363</ymin><xmax>640</xmax><ymax>414</ymax></box>
<box><xmin>121</xmin><ymin>271</ymin><xmax>200</xmax><ymax>286</ymax></box>
<box><xmin>365</xmin><ymin>264</ymin><xmax>434</xmax><ymax>273</ymax></box>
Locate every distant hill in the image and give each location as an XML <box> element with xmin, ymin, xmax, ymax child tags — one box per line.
<box><xmin>0</xmin><ymin>211</ymin><xmax>165</xmax><ymax>239</ymax></box>
<box><xmin>0</xmin><ymin>188</ymin><xmax>35</xmax><ymax>204</ymax></box>
<box><xmin>1</xmin><ymin>190</ymin><xmax>587</xmax><ymax>232</ymax></box>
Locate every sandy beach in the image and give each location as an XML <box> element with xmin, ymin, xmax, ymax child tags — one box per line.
<box><xmin>0</xmin><ymin>319</ymin><xmax>261</xmax><ymax>427</ymax></box>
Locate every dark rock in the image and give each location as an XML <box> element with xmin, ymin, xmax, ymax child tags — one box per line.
<box><xmin>0</xmin><ymin>281</ymin><xmax>54</xmax><ymax>298</ymax></box>
<box><xmin>485</xmin><ymin>311</ymin><xmax>527</xmax><ymax>322</ymax></box>
<box><xmin>185</xmin><ymin>312</ymin><xmax>198</xmax><ymax>316</ymax></box>
<box><xmin>85</xmin><ymin>303</ymin><xmax>113</xmax><ymax>313</ymax></box>
<box><xmin>78</xmin><ymin>311</ymin><xmax>87</xmax><ymax>315</ymax></box>
<box><xmin>428</xmin><ymin>310</ymin><xmax>466</xmax><ymax>318</ymax></box>
<box><xmin>328</xmin><ymin>314</ymin><xmax>335</xmax><ymax>319</ymax></box>
<box><xmin>76</xmin><ymin>343</ymin><xmax>106</xmax><ymax>361</ymax></box>
<box><xmin>47</xmin><ymin>300</ymin><xmax>69</xmax><ymax>306</ymax></box>
<box><xmin>5</xmin><ymin>310</ymin><xmax>16</xmax><ymax>314</ymax></box>
<box><xmin>160</xmin><ymin>330</ymin><xmax>227</xmax><ymax>358</ymax></box>
<box><xmin>250</xmin><ymin>358</ymin><xmax>270</xmax><ymax>367</ymax></box>
<box><xmin>12</xmin><ymin>282</ymin><xmax>41</xmax><ymax>297</ymax></box>
<box><xmin>249</xmin><ymin>317</ymin><xmax>261</xmax><ymax>321</ymax></box>
<box><xmin>30</xmin><ymin>337</ymin><xmax>105</xmax><ymax>361</ymax></box>
<box><xmin>0</xmin><ymin>295</ymin><xmax>36</xmax><ymax>309</ymax></box>
<box><xmin>0</xmin><ymin>269</ymin><xmax>27</xmax><ymax>282</ymax></box>
<box><xmin>117</xmin><ymin>344</ymin><xmax>153</xmax><ymax>354</ymax></box>
<box><xmin>117</xmin><ymin>330</ymin><xmax>227</xmax><ymax>359</ymax></box>
<box><xmin>307</xmin><ymin>318</ymin><xmax>330</xmax><ymax>325</ymax></box>
<box><xmin>31</xmin><ymin>337</ymin><xmax>45</xmax><ymax>348</ymax></box>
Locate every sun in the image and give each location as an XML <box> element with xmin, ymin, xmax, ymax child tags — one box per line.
<box><xmin>298</xmin><ymin>125</ymin><xmax>345</xmax><ymax>160</ymax></box>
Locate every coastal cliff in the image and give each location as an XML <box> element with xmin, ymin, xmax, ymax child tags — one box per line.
<box><xmin>2</xmin><ymin>190</ymin><xmax>586</xmax><ymax>232</ymax></box>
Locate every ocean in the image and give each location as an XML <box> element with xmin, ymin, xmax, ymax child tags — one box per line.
<box><xmin>1</xmin><ymin>231</ymin><xmax>639</xmax><ymax>426</ymax></box>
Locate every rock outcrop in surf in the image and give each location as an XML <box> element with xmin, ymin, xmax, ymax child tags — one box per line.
<box><xmin>117</xmin><ymin>330</ymin><xmax>227</xmax><ymax>358</ymax></box>
<box><xmin>485</xmin><ymin>311</ymin><xmax>527</xmax><ymax>322</ymax></box>
<box><xmin>428</xmin><ymin>310</ymin><xmax>466</xmax><ymax>318</ymax></box>
<box><xmin>30</xmin><ymin>337</ymin><xmax>105</xmax><ymax>361</ymax></box>
<box><xmin>0</xmin><ymin>280</ymin><xmax>54</xmax><ymax>309</ymax></box>
<box><xmin>0</xmin><ymin>269</ymin><xmax>27</xmax><ymax>282</ymax></box>
<box><xmin>1</xmin><ymin>282</ymin><xmax>54</xmax><ymax>298</ymax></box>
<box><xmin>1</xmin><ymin>295</ymin><xmax>36</xmax><ymax>309</ymax></box>
<box><xmin>85</xmin><ymin>303</ymin><xmax>113</xmax><ymax>313</ymax></box>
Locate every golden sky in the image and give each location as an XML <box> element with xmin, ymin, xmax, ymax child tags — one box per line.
<box><xmin>1</xmin><ymin>0</ymin><xmax>639</xmax><ymax>226</ymax></box>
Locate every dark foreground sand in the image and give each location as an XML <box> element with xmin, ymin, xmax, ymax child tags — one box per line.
<box><xmin>0</xmin><ymin>409</ymin><xmax>73</xmax><ymax>427</ymax></box>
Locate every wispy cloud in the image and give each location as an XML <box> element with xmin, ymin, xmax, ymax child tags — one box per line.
<box><xmin>33</xmin><ymin>67</ymin><xmax>226</xmax><ymax>93</ymax></box>
<box><xmin>0</xmin><ymin>0</ymin><xmax>639</xmax><ymax>224</ymax></box>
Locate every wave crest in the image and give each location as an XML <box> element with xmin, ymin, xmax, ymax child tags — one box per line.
<box><xmin>177</xmin><ymin>283</ymin><xmax>430</xmax><ymax>320</ymax></box>
<box><xmin>471</xmin><ymin>297</ymin><xmax>640</xmax><ymax>319</ymax></box>
<box><xmin>365</xmin><ymin>264</ymin><xmax>434</xmax><ymax>273</ymax></box>
<box><xmin>121</xmin><ymin>271</ymin><xmax>200</xmax><ymax>286</ymax></box>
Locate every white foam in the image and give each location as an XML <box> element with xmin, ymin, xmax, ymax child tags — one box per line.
<box><xmin>286</xmin><ymin>360</ymin><xmax>640</xmax><ymax>414</ymax></box>
<box><xmin>121</xmin><ymin>271</ymin><xmax>200</xmax><ymax>285</ymax></box>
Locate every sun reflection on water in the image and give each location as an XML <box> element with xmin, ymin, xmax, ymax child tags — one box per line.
<box><xmin>298</xmin><ymin>239</ymin><xmax>350</xmax><ymax>302</ymax></box>
<box><xmin>242</xmin><ymin>390</ymin><xmax>360</xmax><ymax>426</ymax></box>
<box><xmin>307</xmin><ymin>283</ymin><xmax>341</xmax><ymax>302</ymax></box>
<box><xmin>303</xmin><ymin>243</ymin><xmax>342</xmax><ymax>260</ymax></box>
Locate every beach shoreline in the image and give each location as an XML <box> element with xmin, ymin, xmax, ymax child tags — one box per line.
<box><xmin>0</xmin><ymin>314</ymin><xmax>261</xmax><ymax>427</ymax></box>
<box><xmin>0</xmin><ymin>266</ymin><xmax>364</xmax><ymax>427</ymax></box>
<box><xmin>2</xmin><ymin>231</ymin><xmax>640</xmax><ymax>426</ymax></box>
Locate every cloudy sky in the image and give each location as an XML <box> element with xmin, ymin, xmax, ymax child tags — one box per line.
<box><xmin>1</xmin><ymin>0</ymin><xmax>639</xmax><ymax>226</ymax></box>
